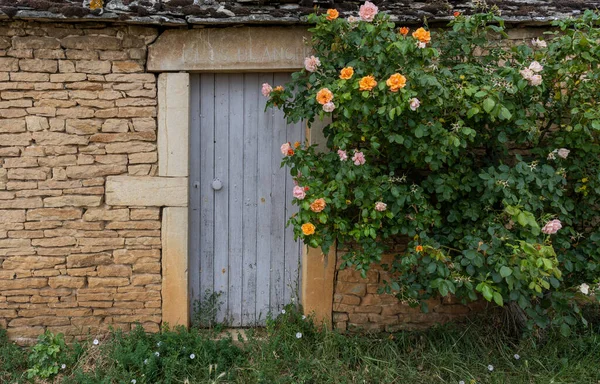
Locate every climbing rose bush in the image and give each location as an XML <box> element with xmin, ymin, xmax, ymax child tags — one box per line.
<box><xmin>265</xmin><ymin>7</ymin><xmax>600</xmax><ymax>333</ymax></box>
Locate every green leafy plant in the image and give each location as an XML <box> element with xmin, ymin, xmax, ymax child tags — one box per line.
<box><xmin>0</xmin><ymin>328</ymin><xmax>27</xmax><ymax>382</ymax></box>
<box><xmin>192</xmin><ymin>289</ymin><xmax>226</xmax><ymax>330</ymax></box>
<box><xmin>26</xmin><ymin>330</ymin><xmax>69</xmax><ymax>380</ymax></box>
<box><xmin>266</xmin><ymin>4</ymin><xmax>600</xmax><ymax>334</ymax></box>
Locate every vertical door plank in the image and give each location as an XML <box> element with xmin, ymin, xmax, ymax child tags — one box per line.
<box><xmin>269</xmin><ymin>72</ymin><xmax>289</xmax><ymax>313</ymax></box>
<box><xmin>255</xmin><ymin>73</ymin><xmax>274</xmax><ymax>322</ymax></box>
<box><xmin>241</xmin><ymin>73</ymin><xmax>259</xmax><ymax>326</ymax></box>
<box><xmin>283</xmin><ymin>118</ymin><xmax>304</xmax><ymax>303</ymax></box>
<box><xmin>213</xmin><ymin>74</ymin><xmax>230</xmax><ymax>322</ymax></box>
<box><xmin>189</xmin><ymin>74</ymin><xmax>201</xmax><ymax>315</ymax></box>
<box><xmin>227</xmin><ymin>73</ymin><xmax>245</xmax><ymax>326</ymax></box>
<box><xmin>199</xmin><ymin>74</ymin><xmax>216</xmax><ymax>312</ymax></box>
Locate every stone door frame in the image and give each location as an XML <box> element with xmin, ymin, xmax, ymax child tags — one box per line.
<box><xmin>106</xmin><ymin>26</ymin><xmax>336</xmax><ymax>327</ymax></box>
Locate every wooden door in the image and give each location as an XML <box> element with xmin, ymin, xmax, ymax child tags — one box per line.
<box><xmin>189</xmin><ymin>73</ymin><xmax>303</xmax><ymax>326</ymax></box>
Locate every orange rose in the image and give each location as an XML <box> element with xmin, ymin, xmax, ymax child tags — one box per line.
<box><xmin>326</xmin><ymin>9</ymin><xmax>339</xmax><ymax>21</ymax></box>
<box><xmin>302</xmin><ymin>223</ymin><xmax>316</xmax><ymax>236</ymax></box>
<box><xmin>453</xmin><ymin>11</ymin><xmax>460</xmax><ymax>17</ymax></box>
<box><xmin>399</xmin><ymin>27</ymin><xmax>409</xmax><ymax>36</ymax></box>
<box><xmin>415</xmin><ymin>245</ymin><xmax>423</xmax><ymax>252</ymax></box>
<box><xmin>386</xmin><ymin>73</ymin><xmax>407</xmax><ymax>92</ymax></box>
<box><xmin>359</xmin><ymin>75</ymin><xmax>377</xmax><ymax>91</ymax></box>
<box><xmin>310</xmin><ymin>198</ymin><xmax>326</xmax><ymax>213</ymax></box>
<box><xmin>294</xmin><ymin>141</ymin><xmax>301</xmax><ymax>148</ymax></box>
<box><xmin>412</xmin><ymin>27</ymin><xmax>431</xmax><ymax>43</ymax></box>
<box><xmin>316</xmin><ymin>88</ymin><xmax>334</xmax><ymax>105</ymax></box>
<box><xmin>340</xmin><ymin>67</ymin><xmax>354</xmax><ymax>80</ymax></box>
<box><xmin>274</xmin><ymin>85</ymin><xmax>284</xmax><ymax>92</ymax></box>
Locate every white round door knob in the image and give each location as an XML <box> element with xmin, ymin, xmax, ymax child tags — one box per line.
<box><xmin>212</xmin><ymin>179</ymin><xmax>223</xmax><ymax>191</ymax></box>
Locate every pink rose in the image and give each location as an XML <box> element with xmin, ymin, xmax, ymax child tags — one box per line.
<box><xmin>557</xmin><ymin>148</ymin><xmax>570</xmax><ymax>159</ymax></box>
<box><xmin>529</xmin><ymin>74</ymin><xmax>543</xmax><ymax>86</ymax></box>
<box><xmin>293</xmin><ymin>185</ymin><xmax>306</xmax><ymax>200</ymax></box>
<box><xmin>542</xmin><ymin>219</ymin><xmax>562</xmax><ymax>235</ymax></box>
<box><xmin>520</xmin><ymin>68</ymin><xmax>534</xmax><ymax>80</ymax></box>
<box><xmin>323</xmin><ymin>102</ymin><xmax>335</xmax><ymax>113</ymax></box>
<box><xmin>304</xmin><ymin>56</ymin><xmax>321</xmax><ymax>72</ymax></box>
<box><xmin>347</xmin><ymin>16</ymin><xmax>360</xmax><ymax>26</ymax></box>
<box><xmin>359</xmin><ymin>1</ymin><xmax>378</xmax><ymax>22</ymax></box>
<box><xmin>352</xmin><ymin>151</ymin><xmax>365</xmax><ymax>165</ymax></box>
<box><xmin>261</xmin><ymin>83</ymin><xmax>273</xmax><ymax>97</ymax></box>
<box><xmin>531</xmin><ymin>38</ymin><xmax>547</xmax><ymax>48</ymax></box>
<box><xmin>375</xmin><ymin>202</ymin><xmax>387</xmax><ymax>212</ymax></box>
<box><xmin>529</xmin><ymin>61</ymin><xmax>543</xmax><ymax>73</ymax></box>
<box><xmin>338</xmin><ymin>149</ymin><xmax>348</xmax><ymax>161</ymax></box>
<box><xmin>280</xmin><ymin>142</ymin><xmax>291</xmax><ymax>155</ymax></box>
<box><xmin>409</xmin><ymin>98</ymin><xmax>420</xmax><ymax>111</ymax></box>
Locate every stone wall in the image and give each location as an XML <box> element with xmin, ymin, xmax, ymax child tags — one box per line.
<box><xmin>333</xmin><ymin>251</ymin><xmax>489</xmax><ymax>333</ymax></box>
<box><xmin>0</xmin><ymin>20</ymin><xmax>161</xmax><ymax>343</ymax></box>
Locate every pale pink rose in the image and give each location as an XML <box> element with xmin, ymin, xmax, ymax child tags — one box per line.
<box><xmin>529</xmin><ymin>74</ymin><xmax>543</xmax><ymax>86</ymax></box>
<box><xmin>304</xmin><ymin>56</ymin><xmax>321</xmax><ymax>72</ymax></box>
<box><xmin>529</xmin><ymin>61</ymin><xmax>543</xmax><ymax>73</ymax></box>
<box><xmin>417</xmin><ymin>41</ymin><xmax>427</xmax><ymax>49</ymax></box>
<box><xmin>409</xmin><ymin>98</ymin><xmax>420</xmax><ymax>111</ymax></box>
<box><xmin>293</xmin><ymin>185</ymin><xmax>306</xmax><ymax>200</ymax></box>
<box><xmin>323</xmin><ymin>102</ymin><xmax>336</xmax><ymax>113</ymax></box>
<box><xmin>520</xmin><ymin>68</ymin><xmax>534</xmax><ymax>80</ymax></box>
<box><xmin>261</xmin><ymin>83</ymin><xmax>273</xmax><ymax>97</ymax></box>
<box><xmin>375</xmin><ymin>202</ymin><xmax>387</xmax><ymax>211</ymax></box>
<box><xmin>347</xmin><ymin>16</ymin><xmax>360</xmax><ymax>26</ymax></box>
<box><xmin>359</xmin><ymin>1</ymin><xmax>378</xmax><ymax>22</ymax></box>
<box><xmin>541</xmin><ymin>219</ymin><xmax>562</xmax><ymax>234</ymax></box>
<box><xmin>352</xmin><ymin>151</ymin><xmax>365</xmax><ymax>165</ymax></box>
<box><xmin>280</xmin><ymin>142</ymin><xmax>292</xmax><ymax>155</ymax></box>
<box><xmin>557</xmin><ymin>148</ymin><xmax>570</xmax><ymax>159</ymax></box>
<box><xmin>338</xmin><ymin>149</ymin><xmax>348</xmax><ymax>161</ymax></box>
<box><xmin>531</xmin><ymin>38</ymin><xmax>547</xmax><ymax>48</ymax></box>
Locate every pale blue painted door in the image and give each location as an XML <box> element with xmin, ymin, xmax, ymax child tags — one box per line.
<box><xmin>189</xmin><ymin>73</ymin><xmax>304</xmax><ymax>326</ymax></box>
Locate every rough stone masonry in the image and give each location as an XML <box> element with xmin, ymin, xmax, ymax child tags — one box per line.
<box><xmin>0</xmin><ymin>20</ymin><xmax>161</xmax><ymax>344</ymax></box>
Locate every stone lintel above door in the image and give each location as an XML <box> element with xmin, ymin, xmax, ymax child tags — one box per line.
<box><xmin>147</xmin><ymin>27</ymin><xmax>311</xmax><ymax>72</ymax></box>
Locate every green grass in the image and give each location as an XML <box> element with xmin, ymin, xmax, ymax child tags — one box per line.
<box><xmin>2</xmin><ymin>305</ymin><xmax>600</xmax><ymax>383</ymax></box>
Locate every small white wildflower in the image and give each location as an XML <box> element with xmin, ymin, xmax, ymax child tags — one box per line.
<box><xmin>296</xmin><ymin>332</ymin><xmax>303</xmax><ymax>339</ymax></box>
<box><xmin>157</xmin><ymin>341</ymin><xmax>162</xmax><ymax>347</ymax></box>
<box><xmin>93</xmin><ymin>339</ymin><xmax>99</xmax><ymax>345</ymax></box>
<box><xmin>281</xmin><ymin>309</ymin><xmax>286</xmax><ymax>314</ymax></box>
<box><xmin>459</xmin><ymin>381</ymin><xmax>465</xmax><ymax>384</ymax></box>
<box><xmin>131</xmin><ymin>380</ymin><xmax>137</xmax><ymax>384</ymax></box>
<box><xmin>190</xmin><ymin>353</ymin><xmax>196</xmax><ymax>360</ymax></box>
<box><xmin>488</xmin><ymin>364</ymin><xmax>494</xmax><ymax>372</ymax></box>
<box><xmin>155</xmin><ymin>352</ymin><xmax>160</xmax><ymax>357</ymax></box>
<box><xmin>514</xmin><ymin>354</ymin><xmax>520</xmax><ymax>360</ymax></box>
<box><xmin>61</xmin><ymin>364</ymin><xmax>66</xmax><ymax>370</ymax></box>
<box><xmin>144</xmin><ymin>359</ymin><xmax>148</xmax><ymax>365</ymax></box>
<box><xmin>302</xmin><ymin>315</ymin><xmax>306</xmax><ymax>320</ymax></box>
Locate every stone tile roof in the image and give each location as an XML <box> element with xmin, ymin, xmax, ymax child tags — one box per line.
<box><xmin>0</xmin><ymin>0</ymin><xmax>598</xmax><ymax>26</ymax></box>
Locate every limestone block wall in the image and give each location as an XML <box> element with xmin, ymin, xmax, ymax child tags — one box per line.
<box><xmin>333</xmin><ymin>250</ymin><xmax>489</xmax><ymax>333</ymax></box>
<box><xmin>0</xmin><ymin>21</ymin><xmax>161</xmax><ymax>343</ymax></box>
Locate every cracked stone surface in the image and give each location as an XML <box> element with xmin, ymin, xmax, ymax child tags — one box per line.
<box><xmin>0</xmin><ymin>0</ymin><xmax>598</xmax><ymax>26</ymax></box>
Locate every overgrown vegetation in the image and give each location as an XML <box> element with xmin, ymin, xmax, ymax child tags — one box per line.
<box><xmin>2</xmin><ymin>305</ymin><xmax>600</xmax><ymax>383</ymax></box>
<box><xmin>266</xmin><ymin>4</ymin><xmax>600</xmax><ymax>334</ymax></box>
